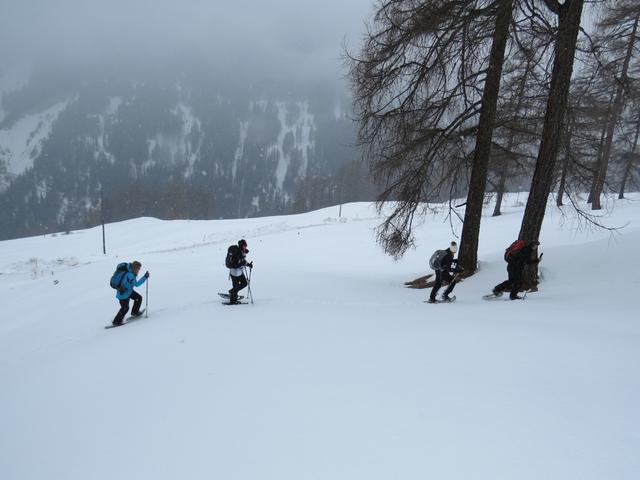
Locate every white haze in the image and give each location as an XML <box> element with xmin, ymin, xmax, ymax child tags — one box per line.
<box><xmin>0</xmin><ymin>0</ymin><xmax>373</xmax><ymax>83</ymax></box>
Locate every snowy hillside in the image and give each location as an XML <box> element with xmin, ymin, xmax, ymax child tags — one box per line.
<box><xmin>0</xmin><ymin>67</ymin><xmax>362</xmax><ymax>240</ymax></box>
<box><xmin>1</xmin><ymin>194</ymin><xmax>639</xmax><ymax>480</ymax></box>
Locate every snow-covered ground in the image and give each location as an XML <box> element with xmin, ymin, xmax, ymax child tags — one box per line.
<box><xmin>0</xmin><ymin>194</ymin><xmax>639</xmax><ymax>480</ymax></box>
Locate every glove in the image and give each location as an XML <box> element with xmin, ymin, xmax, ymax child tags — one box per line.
<box><xmin>144</xmin><ymin>271</ymin><xmax>150</xmax><ymax>278</ymax></box>
<box><xmin>246</xmin><ymin>262</ymin><xmax>253</xmax><ymax>269</ymax></box>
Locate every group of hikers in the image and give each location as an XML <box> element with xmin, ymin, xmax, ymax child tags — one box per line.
<box><xmin>109</xmin><ymin>239</ymin><xmax>252</xmax><ymax>326</ymax></box>
<box><xmin>428</xmin><ymin>239</ymin><xmax>542</xmax><ymax>303</ymax></box>
<box><xmin>109</xmin><ymin>236</ymin><xmax>541</xmax><ymax>325</ymax></box>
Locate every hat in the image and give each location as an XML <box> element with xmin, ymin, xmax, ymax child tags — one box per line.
<box><xmin>238</xmin><ymin>239</ymin><xmax>247</xmax><ymax>247</ymax></box>
<box><xmin>449</xmin><ymin>241</ymin><xmax>458</xmax><ymax>253</ymax></box>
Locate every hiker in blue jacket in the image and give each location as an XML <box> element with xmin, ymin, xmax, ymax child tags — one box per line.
<box><xmin>113</xmin><ymin>261</ymin><xmax>149</xmax><ymax>326</ymax></box>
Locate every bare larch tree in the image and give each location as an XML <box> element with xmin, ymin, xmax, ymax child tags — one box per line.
<box><xmin>590</xmin><ymin>0</ymin><xmax>640</xmax><ymax>210</ymax></box>
<box><xmin>349</xmin><ymin>0</ymin><xmax>513</xmax><ymax>259</ymax></box>
<box><xmin>518</xmin><ymin>0</ymin><xmax>585</xmax><ymax>286</ymax></box>
<box><xmin>457</xmin><ymin>0</ymin><xmax>514</xmax><ymax>273</ymax></box>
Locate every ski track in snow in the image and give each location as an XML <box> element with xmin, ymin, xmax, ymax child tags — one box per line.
<box><xmin>0</xmin><ymin>195</ymin><xmax>639</xmax><ymax>480</ymax></box>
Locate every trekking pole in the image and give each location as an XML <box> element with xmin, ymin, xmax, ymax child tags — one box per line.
<box><xmin>245</xmin><ymin>266</ymin><xmax>254</xmax><ymax>304</ymax></box>
<box><xmin>145</xmin><ymin>278</ymin><xmax>149</xmax><ymax>317</ymax></box>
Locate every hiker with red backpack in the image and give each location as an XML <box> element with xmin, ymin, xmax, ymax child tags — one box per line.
<box><xmin>491</xmin><ymin>240</ymin><xmax>542</xmax><ymax>300</ymax></box>
<box><xmin>428</xmin><ymin>241</ymin><xmax>464</xmax><ymax>303</ymax></box>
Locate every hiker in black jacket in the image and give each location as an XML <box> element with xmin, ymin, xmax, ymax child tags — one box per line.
<box><xmin>493</xmin><ymin>241</ymin><xmax>541</xmax><ymax>300</ymax></box>
<box><xmin>428</xmin><ymin>241</ymin><xmax>464</xmax><ymax>303</ymax></box>
<box><xmin>227</xmin><ymin>239</ymin><xmax>252</xmax><ymax>304</ymax></box>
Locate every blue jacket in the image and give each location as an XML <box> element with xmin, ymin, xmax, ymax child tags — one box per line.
<box><xmin>116</xmin><ymin>264</ymin><xmax>147</xmax><ymax>300</ymax></box>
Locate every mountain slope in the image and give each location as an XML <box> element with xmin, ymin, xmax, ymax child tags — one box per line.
<box><xmin>0</xmin><ymin>67</ymin><xmax>368</xmax><ymax>240</ymax></box>
<box><xmin>0</xmin><ymin>194</ymin><xmax>639</xmax><ymax>480</ymax></box>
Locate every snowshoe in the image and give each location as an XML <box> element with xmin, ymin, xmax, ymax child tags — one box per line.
<box><xmin>218</xmin><ymin>293</ymin><xmax>244</xmax><ymax>300</ymax></box>
<box><xmin>482</xmin><ymin>293</ymin><xmax>501</xmax><ymax>301</ymax></box>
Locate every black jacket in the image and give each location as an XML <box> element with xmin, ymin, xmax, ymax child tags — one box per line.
<box><xmin>440</xmin><ymin>249</ymin><xmax>462</xmax><ymax>273</ymax></box>
<box><xmin>508</xmin><ymin>246</ymin><xmax>539</xmax><ymax>269</ymax></box>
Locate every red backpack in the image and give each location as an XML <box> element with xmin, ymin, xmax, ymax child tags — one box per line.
<box><xmin>504</xmin><ymin>240</ymin><xmax>526</xmax><ymax>262</ymax></box>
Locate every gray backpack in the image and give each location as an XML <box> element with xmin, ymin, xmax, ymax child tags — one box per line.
<box><xmin>429</xmin><ymin>250</ymin><xmax>448</xmax><ymax>270</ymax></box>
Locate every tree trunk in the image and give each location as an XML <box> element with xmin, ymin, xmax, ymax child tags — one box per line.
<box><xmin>556</xmin><ymin>156</ymin><xmax>569</xmax><ymax>207</ymax></box>
<box><xmin>556</xmin><ymin>119</ymin><xmax>574</xmax><ymax>206</ymax></box>
<box><xmin>587</xmin><ymin>122</ymin><xmax>609</xmax><ymax>203</ymax></box>
<box><xmin>493</xmin><ymin>49</ymin><xmax>534</xmax><ymax>217</ymax></box>
<box><xmin>457</xmin><ymin>0</ymin><xmax>514</xmax><ymax>273</ymax></box>
<box><xmin>518</xmin><ymin>0</ymin><xmax>584</xmax><ymax>285</ymax></box>
<box><xmin>591</xmin><ymin>12</ymin><xmax>639</xmax><ymax>210</ymax></box>
<box><xmin>492</xmin><ymin>168</ymin><xmax>507</xmax><ymax>216</ymax></box>
<box><xmin>619</xmin><ymin>117</ymin><xmax>640</xmax><ymax>199</ymax></box>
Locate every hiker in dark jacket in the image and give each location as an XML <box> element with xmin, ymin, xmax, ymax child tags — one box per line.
<box><xmin>428</xmin><ymin>241</ymin><xmax>464</xmax><ymax>303</ymax></box>
<box><xmin>227</xmin><ymin>239</ymin><xmax>252</xmax><ymax>304</ymax></box>
<box><xmin>493</xmin><ymin>241</ymin><xmax>541</xmax><ymax>300</ymax></box>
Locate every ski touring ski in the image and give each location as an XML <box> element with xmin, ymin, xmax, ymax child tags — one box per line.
<box><xmin>105</xmin><ymin>310</ymin><xmax>147</xmax><ymax>329</ymax></box>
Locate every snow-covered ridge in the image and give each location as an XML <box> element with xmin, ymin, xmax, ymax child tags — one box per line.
<box><xmin>139</xmin><ymin>98</ymin><xmax>316</xmax><ymax>187</ymax></box>
<box><xmin>92</xmin><ymin>96</ymin><xmax>122</xmax><ymax>164</ymax></box>
<box><xmin>1</xmin><ymin>91</ymin><xmax>326</xmax><ymax>194</ymax></box>
<box><xmin>0</xmin><ymin>83</ymin><xmax>350</xmax><ymax>239</ymax></box>
<box><xmin>0</xmin><ymin>98</ymin><xmax>72</xmax><ymax>185</ymax></box>
<box><xmin>269</xmin><ymin>101</ymin><xmax>315</xmax><ymax>191</ymax></box>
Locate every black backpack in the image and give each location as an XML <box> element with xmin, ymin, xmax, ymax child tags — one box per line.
<box><xmin>429</xmin><ymin>250</ymin><xmax>448</xmax><ymax>270</ymax></box>
<box><xmin>109</xmin><ymin>262</ymin><xmax>128</xmax><ymax>290</ymax></box>
<box><xmin>225</xmin><ymin>245</ymin><xmax>243</xmax><ymax>269</ymax></box>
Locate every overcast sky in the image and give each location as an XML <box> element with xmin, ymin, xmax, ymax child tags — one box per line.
<box><xmin>0</xmin><ymin>0</ymin><xmax>373</xmax><ymax>83</ymax></box>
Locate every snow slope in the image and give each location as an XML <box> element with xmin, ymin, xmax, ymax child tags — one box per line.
<box><xmin>0</xmin><ymin>99</ymin><xmax>71</xmax><ymax>177</ymax></box>
<box><xmin>0</xmin><ymin>194</ymin><xmax>639</xmax><ymax>480</ymax></box>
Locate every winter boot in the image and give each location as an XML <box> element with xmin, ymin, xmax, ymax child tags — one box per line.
<box><xmin>492</xmin><ymin>288</ymin><xmax>503</xmax><ymax>297</ymax></box>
